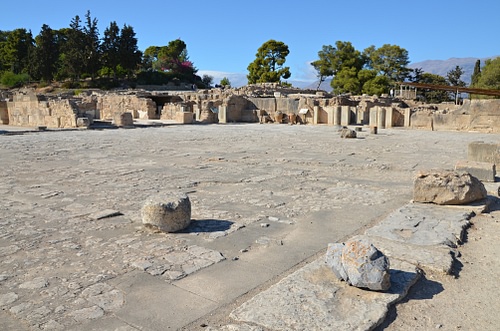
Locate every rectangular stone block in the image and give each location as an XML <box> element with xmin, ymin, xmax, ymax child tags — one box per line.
<box><xmin>369</xmin><ymin>107</ymin><xmax>378</xmax><ymax>128</ymax></box>
<box><xmin>468</xmin><ymin>141</ymin><xmax>500</xmax><ymax>166</ymax></box>
<box><xmin>177</xmin><ymin>112</ymin><xmax>194</xmax><ymax>124</ymax></box>
<box><xmin>340</xmin><ymin>106</ymin><xmax>350</xmax><ymax>126</ymax></box>
<box><xmin>404</xmin><ymin>108</ymin><xmax>411</xmax><ymax>127</ymax></box>
<box><xmin>325</xmin><ymin>107</ymin><xmax>335</xmax><ymax>125</ymax></box>
<box><xmin>455</xmin><ymin>160</ymin><xmax>496</xmax><ymax>182</ymax></box>
<box><xmin>114</xmin><ymin>112</ymin><xmax>134</xmax><ymax>127</ymax></box>
<box><xmin>218</xmin><ymin>106</ymin><xmax>227</xmax><ymax>124</ymax></box>
<box><xmin>385</xmin><ymin>107</ymin><xmax>394</xmax><ymax>128</ymax></box>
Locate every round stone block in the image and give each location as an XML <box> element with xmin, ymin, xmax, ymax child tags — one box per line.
<box><xmin>141</xmin><ymin>193</ymin><xmax>191</xmax><ymax>232</ymax></box>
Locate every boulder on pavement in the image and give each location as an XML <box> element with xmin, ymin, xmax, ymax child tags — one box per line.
<box><xmin>325</xmin><ymin>239</ymin><xmax>391</xmax><ymax>291</ymax></box>
<box><xmin>414</xmin><ymin>170</ymin><xmax>487</xmax><ymax>205</ymax></box>
<box><xmin>340</xmin><ymin>127</ymin><xmax>357</xmax><ymax>138</ymax></box>
<box><xmin>141</xmin><ymin>192</ymin><xmax>191</xmax><ymax>232</ymax></box>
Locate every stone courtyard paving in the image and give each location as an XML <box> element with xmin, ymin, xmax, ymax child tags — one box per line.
<box><xmin>1</xmin><ymin>123</ymin><xmax>499</xmax><ymax>330</ymax></box>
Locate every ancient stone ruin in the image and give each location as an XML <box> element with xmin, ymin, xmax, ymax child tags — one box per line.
<box><xmin>141</xmin><ymin>192</ymin><xmax>192</xmax><ymax>233</ymax></box>
<box><xmin>1</xmin><ymin>84</ymin><xmax>500</xmax><ymax>132</ymax></box>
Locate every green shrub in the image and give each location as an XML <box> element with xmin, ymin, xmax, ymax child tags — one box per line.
<box><xmin>0</xmin><ymin>71</ymin><xmax>30</xmax><ymax>88</ymax></box>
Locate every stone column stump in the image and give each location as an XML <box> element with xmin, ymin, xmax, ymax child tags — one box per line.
<box><xmin>113</xmin><ymin>112</ymin><xmax>134</xmax><ymax>127</ymax></box>
<box><xmin>141</xmin><ymin>192</ymin><xmax>191</xmax><ymax>232</ymax></box>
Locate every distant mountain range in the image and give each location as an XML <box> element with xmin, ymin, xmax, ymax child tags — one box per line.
<box><xmin>409</xmin><ymin>56</ymin><xmax>498</xmax><ymax>84</ymax></box>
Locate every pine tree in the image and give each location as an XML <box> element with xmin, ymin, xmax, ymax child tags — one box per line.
<box><xmin>83</xmin><ymin>11</ymin><xmax>100</xmax><ymax>80</ymax></box>
<box><xmin>101</xmin><ymin>22</ymin><xmax>121</xmax><ymax>78</ymax></box>
<box><xmin>62</xmin><ymin>15</ymin><xmax>86</xmax><ymax>80</ymax></box>
<box><xmin>119</xmin><ymin>24</ymin><xmax>141</xmax><ymax>78</ymax></box>
<box><xmin>247</xmin><ymin>40</ymin><xmax>291</xmax><ymax>84</ymax></box>
<box><xmin>33</xmin><ymin>24</ymin><xmax>58</xmax><ymax>82</ymax></box>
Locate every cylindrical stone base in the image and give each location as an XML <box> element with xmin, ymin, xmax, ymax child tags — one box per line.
<box><xmin>142</xmin><ymin>192</ymin><xmax>191</xmax><ymax>232</ymax></box>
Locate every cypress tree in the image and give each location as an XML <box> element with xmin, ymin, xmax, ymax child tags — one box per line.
<box><xmin>471</xmin><ymin>59</ymin><xmax>481</xmax><ymax>86</ymax></box>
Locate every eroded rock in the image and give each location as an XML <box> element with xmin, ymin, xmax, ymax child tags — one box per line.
<box><xmin>325</xmin><ymin>239</ymin><xmax>391</xmax><ymax>291</ymax></box>
<box><xmin>340</xmin><ymin>127</ymin><xmax>357</xmax><ymax>138</ymax></box>
<box><xmin>141</xmin><ymin>192</ymin><xmax>191</xmax><ymax>232</ymax></box>
<box><xmin>414</xmin><ymin>170</ymin><xmax>487</xmax><ymax>205</ymax></box>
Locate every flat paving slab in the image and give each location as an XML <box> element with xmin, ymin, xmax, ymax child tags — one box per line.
<box><xmin>230</xmin><ymin>258</ymin><xmax>418</xmax><ymax>331</ymax></box>
<box><xmin>225</xmin><ymin>201</ymin><xmax>479</xmax><ymax>330</ymax></box>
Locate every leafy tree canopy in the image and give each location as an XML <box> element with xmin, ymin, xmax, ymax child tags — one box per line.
<box><xmin>364</xmin><ymin>44</ymin><xmax>411</xmax><ymax>82</ymax></box>
<box><xmin>473</xmin><ymin>57</ymin><xmax>500</xmax><ymax>90</ymax></box>
<box><xmin>220</xmin><ymin>77</ymin><xmax>231</xmax><ymax>87</ymax></box>
<box><xmin>418</xmin><ymin>73</ymin><xmax>450</xmax><ymax>103</ymax></box>
<box><xmin>310</xmin><ymin>45</ymin><xmax>335</xmax><ymax>90</ymax></box>
<box><xmin>446</xmin><ymin>65</ymin><xmax>466</xmax><ymax>87</ymax></box>
<box><xmin>144</xmin><ymin>39</ymin><xmax>196</xmax><ymax>77</ymax></box>
<box><xmin>311</xmin><ymin>41</ymin><xmax>410</xmax><ymax>95</ymax></box>
<box><xmin>247</xmin><ymin>39</ymin><xmax>291</xmax><ymax>84</ymax></box>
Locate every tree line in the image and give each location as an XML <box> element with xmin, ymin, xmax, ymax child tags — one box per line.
<box><xmin>1</xmin><ymin>13</ymin><xmax>499</xmax><ymax>101</ymax></box>
<box><xmin>247</xmin><ymin>39</ymin><xmax>500</xmax><ymax>101</ymax></box>
<box><xmin>0</xmin><ymin>11</ymin><xmax>205</xmax><ymax>89</ymax></box>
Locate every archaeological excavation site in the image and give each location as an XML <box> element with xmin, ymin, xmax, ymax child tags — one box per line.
<box><xmin>2</xmin><ymin>83</ymin><xmax>500</xmax><ymax>133</ymax></box>
<box><xmin>1</xmin><ymin>84</ymin><xmax>500</xmax><ymax>331</ymax></box>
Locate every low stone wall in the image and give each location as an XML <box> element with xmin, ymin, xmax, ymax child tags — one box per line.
<box><xmin>97</xmin><ymin>93</ymin><xmax>157</xmax><ymax>120</ymax></box>
<box><xmin>409</xmin><ymin>99</ymin><xmax>500</xmax><ymax>132</ymax></box>
<box><xmin>3</xmin><ymin>86</ymin><xmax>500</xmax><ymax>131</ymax></box>
<box><xmin>6</xmin><ymin>90</ymin><xmax>82</xmax><ymax>128</ymax></box>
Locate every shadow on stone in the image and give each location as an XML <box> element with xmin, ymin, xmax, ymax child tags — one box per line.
<box><xmin>486</xmin><ymin>195</ymin><xmax>500</xmax><ymax>212</ymax></box>
<box><xmin>450</xmin><ymin>251</ymin><xmax>464</xmax><ymax>278</ymax></box>
<box><xmin>374</xmin><ymin>275</ymin><xmax>444</xmax><ymax>330</ymax></box>
<box><xmin>179</xmin><ymin>219</ymin><xmax>234</xmax><ymax>233</ymax></box>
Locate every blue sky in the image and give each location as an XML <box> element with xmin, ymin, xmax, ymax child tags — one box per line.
<box><xmin>2</xmin><ymin>0</ymin><xmax>499</xmax><ymax>86</ymax></box>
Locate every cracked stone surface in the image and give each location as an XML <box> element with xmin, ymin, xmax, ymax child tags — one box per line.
<box><xmin>1</xmin><ymin>124</ymin><xmax>499</xmax><ymax>330</ymax></box>
<box><xmin>230</xmin><ymin>258</ymin><xmax>419</xmax><ymax>331</ymax></box>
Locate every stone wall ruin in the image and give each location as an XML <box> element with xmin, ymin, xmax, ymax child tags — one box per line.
<box><xmin>1</xmin><ymin>84</ymin><xmax>499</xmax><ymax>132</ymax></box>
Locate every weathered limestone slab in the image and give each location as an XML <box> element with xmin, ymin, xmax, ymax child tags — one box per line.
<box><xmin>218</xmin><ymin>106</ymin><xmax>227</xmax><ymax>123</ymax></box>
<box><xmin>369</xmin><ymin>107</ymin><xmax>378</xmax><ymax>128</ymax></box>
<box><xmin>351</xmin><ymin>234</ymin><xmax>454</xmax><ymax>274</ymax></box>
<box><xmin>377</xmin><ymin>107</ymin><xmax>386</xmax><ymax>129</ymax></box>
<box><xmin>385</xmin><ymin>107</ymin><xmax>394</xmax><ymax>128</ymax></box>
<box><xmin>365</xmin><ymin>203</ymin><xmax>472</xmax><ymax>248</ymax></box>
<box><xmin>468</xmin><ymin>141</ymin><xmax>500</xmax><ymax>166</ymax></box>
<box><xmin>97</xmin><ymin>93</ymin><xmax>157</xmax><ymax>120</ymax></box>
<box><xmin>340</xmin><ymin>106</ymin><xmax>351</xmax><ymax>126</ymax></box>
<box><xmin>230</xmin><ymin>258</ymin><xmax>418</xmax><ymax>331</ymax></box>
<box><xmin>455</xmin><ymin>160</ymin><xmax>496</xmax><ymax>182</ymax></box>
<box><xmin>113</xmin><ymin>112</ymin><xmax>134</xmax><ymax>127</ymax></box>
<box><xmin>404</xmin><ymin>108</ymin><xmax>411</xmax><ymax>127</ymax></box>
<box><xmin>334</xmin><ymin>106</ymin><xmax>341</xmax><ymax>126</ymax></box>
<box><xmin>414</xmin><ymin>171</ymin><xmax>487</xmax><ymax>205</ymax></box>
<box><xmin>176</xmin><ymin>111</ymin><xmax>194</xmax><ymax>124</ymax></box>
